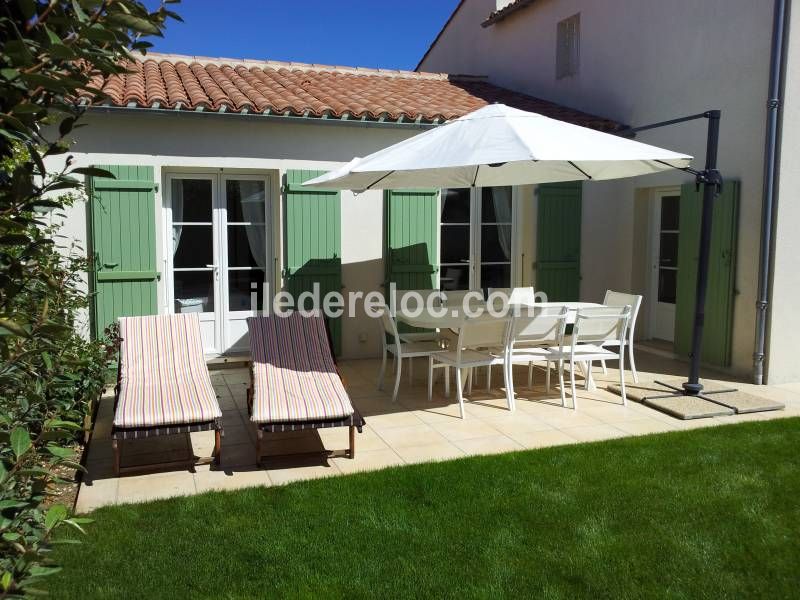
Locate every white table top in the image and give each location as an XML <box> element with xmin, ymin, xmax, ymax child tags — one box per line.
<box><xmin>395</xmin><ymin>301</ymin><xmax>603</xmax><ymax>330</ymax></box>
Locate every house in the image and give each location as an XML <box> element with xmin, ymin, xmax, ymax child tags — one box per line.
<box><xmin>53</xmin><ymin>52</ymin><xmax>616</xmax><ymax>359</ymax></box>
<box><xmin>418</xmin><ymin>0</ymin><xmax>799</xmax><ymax>384</ymax></box>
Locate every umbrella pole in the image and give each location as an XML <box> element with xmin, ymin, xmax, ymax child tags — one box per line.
<box><xmin>683</xmin><ymin>110</ymin><xmax>722</xmax><ymax>396</ymax></box>
<box><xmin>620</xmin><ymin>110</ymin><xmax>732</xmax><ymax>403</ymax></box>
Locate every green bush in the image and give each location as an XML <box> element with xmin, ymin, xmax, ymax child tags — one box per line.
<box><xmin>0</xmin><ymin>1</ymin><xmax>180</xmax><ymax>595</ymax></box>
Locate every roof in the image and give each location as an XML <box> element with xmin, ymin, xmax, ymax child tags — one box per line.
<box><xmin>482</xmin><ymin>0</ymin><xmax>538</xmax><ymax>27</ymax></box>
<box><xmin>82</xmin><ymin>52</ymin><xmax>619</xmax><ymax>131</ymax></box>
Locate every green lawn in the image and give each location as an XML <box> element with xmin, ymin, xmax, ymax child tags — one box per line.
<box><xmin>48</xmin><ymin>418</ymin><xmax>800</xmax><ymax>599</ymax></box>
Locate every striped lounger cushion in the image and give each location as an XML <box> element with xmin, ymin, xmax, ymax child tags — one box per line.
<box><xmin>114</xmin><ymin>314</ymin><xmax>222</xmax><ymax>429</ymax></box>
<box><xmin>248</xmin><ymin>313</ymin><xmax>355</xmax><ymax>423</ymax></box>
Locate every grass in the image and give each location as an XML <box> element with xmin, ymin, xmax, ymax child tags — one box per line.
<box><xmin>47</xmin><ymin>418</ymin><xmax>800</xmax><ymax>599</ymax></box>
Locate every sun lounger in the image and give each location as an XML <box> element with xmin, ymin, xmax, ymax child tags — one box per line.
<box><xmin>111</xmin><ymin>314</ymin><xmax>223</xmax><ymax>475</ymax></box>
<box><xmin>247</xmin><ymin>311</ymin><xmax>364</xmax><ymax>463</ymax></box>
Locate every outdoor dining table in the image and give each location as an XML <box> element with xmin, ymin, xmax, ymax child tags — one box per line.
<box><xmin>394</xmin><ymin>300</ymin><xmax>605</xmax><ymax>392</ymax></box>
<box><xmin>393</xmin><ymin>301</ymin><xmax>604</xmax><ymax>330</ymax></box>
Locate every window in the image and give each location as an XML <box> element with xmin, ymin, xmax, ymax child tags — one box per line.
<box><xmin>439</xmin><ymin>186</ymin><xmax>514</xmax><ymax>292</ymax></box>
<box><xmin>556</xmin><ymin>13</ymin><xmax>580</xmax><ymax>79</ymax></box>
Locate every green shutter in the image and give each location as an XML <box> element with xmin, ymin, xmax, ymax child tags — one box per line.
<box><xmin>283</xmin><ymin>169</ymin><xmax>342</xmax><ymax>355</ymax></box>
<box><xmin>88</xmin><ymin>165</ymin><xmax>158</xmax><ymax>339</ymax></box>
<box><xmin>674</xmin><ymin>181</ymin><xmax>739</xmax><ymax>367</ymax></box>
<box><xmin>384</xmin><ymin>189</ymin><xmax>439</xmax><ymax>289</ymax></box>
<box><xmin>384</xmin><ymin>188</ymin><xmax>439</xmax><ymax>336</ymax></box>
<box><xmin>536</xmin><ymin>182</ymin><xmax>582</xmax><ymax>301</ymax></box>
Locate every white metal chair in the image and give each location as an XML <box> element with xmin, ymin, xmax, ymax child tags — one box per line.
<box><xmin>440</xmin><ymin>289</ymin><xmax>484</xmax><ymax>308</ymax></box>
<box><xmin>393</xmin><ymin>289</ymin><xmax>443</xmax><ymax>344</ymax></box>
<box><xmin>487</xmin><ymin>286</ymin><xmax>536</xmax><ymax>306</ymax></box>
<box><xmin>377</xmin><ymin>305</ymin><xmax>445</xmax><ymax>402</ymax></box>
<box><xmin>428</xmin><ymin>315</ymin><xmax>512</xmax><ymax>419</ymax></box>
<box><xmin>547</xmin><ymin>306</ymin><xmax>631</xmax><ymax>410</ymax></box>
<box><xmin>599</xmin><ymin>290</ymin><xmax>642</xmax><ymax>382</ymax></box>
<box><xmin>505</xmin><ymin>306</ymin><xmax>569</xmax><ymax>406</ymax></box>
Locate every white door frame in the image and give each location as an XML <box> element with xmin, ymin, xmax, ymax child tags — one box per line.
<box><xmin>648</xmin><ymin>187</ymin><xmax>681</xmax><ymax>342</ymax></box>
<box><xmin>165</xmin><ymin>172</ymin><xmax>273</xmax><ymax>355</ymax></box>
<box><xmin>219</xmin><ymin>173</ymin><xmax>272</xmax><ymax>353</ymax></box>
<box><xmin>437</xmin><ymin>186</ymin><xmax>519</xmax><ymax>290</ymax></box>
<box><xmin>165</xmin><ymin>172</ymin><xmax>222</xmax><ymax>354</ymax></box>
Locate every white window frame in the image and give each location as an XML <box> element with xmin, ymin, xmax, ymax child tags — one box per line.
<box><xmin>437</xmin><ymin>186</ymin><xmax>520</xmax><ymax>290</ymax></box>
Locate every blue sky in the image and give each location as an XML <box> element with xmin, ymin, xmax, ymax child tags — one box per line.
<box><xmin>142</xmin><ymin>1</ymin><xmax>459</xmax><ymax>71</ymax></box>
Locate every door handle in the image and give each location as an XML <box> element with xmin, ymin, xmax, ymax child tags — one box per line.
<box><xmin>206</xmin><ymin>264</ymin><xmax>219</xmax><ymax>281</ymax></box>
<box><xmin>103</xmin><ymin>262</ymin><xmax>119</xmax><ymax>269</ymax></box>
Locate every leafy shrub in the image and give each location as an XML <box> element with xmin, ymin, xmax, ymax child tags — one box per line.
<box><xmin>0</xmin><ymin>1</ymin><xmax>180</xmax><ymax>595</ymax></box>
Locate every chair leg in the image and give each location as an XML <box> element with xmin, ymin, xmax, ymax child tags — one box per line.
<box><xmin>466</xmin><ymin>367</ymin><xmax>473</xmax><ymax>395</ymax></box>
<box><xmin>558</xmin><ymin>359</ymin><xmax>566</xmax><ymax>408</ymax></box>
<box><xmin>392</xmin><ymin>354</ymin><xmax>402</xmax><ymax>402</ymax></box>
<box><xmin>408</xmin><ymin>356</ymin><xmax>414</xmax><ymax>383</ymax></box>
<box><xmin>504</xmin><ymin>361</ymin><xmax>514</xmax><ymax>411</ymax></box>
<box><xmin>427</xmin><ymin>357</ymin><xmax>434</xmax><ymax>402</ymax></box>
<box><xmin>570</xmin><ymin>360</ymin><xmax>578</xmax><ymax>410</ymax></box>
<box><xmin>378</xmin><ymin>347</ymin><xmax>387</xmax><ymax>390</ymax></box>
<box><xmin>629</xmin><ymin>344</ymin><xmax>639</xmax><ymax>383</ymax></box>
<box><xmin>112</xmin><ymin>439</ymin><xmax>120</xmax><ymax>476</ymax></box>
<box><xmin>444</xmin><ymin>366</ymin><xmax>450</xmax><ymax>398</ymax></box>
<box><xmin>545</xmin><ymin>361</ymin><xmax>551</xmax><ymax>392</ymax></box>
<box><xmin>619</xmin><ymin>349</ymin><xmax>628</xmax><ymax>407</ymax></box>
<box><xmin>455</xmin><ymin>368</ymin><xmax>466</xmax><ymax>419</ymax></box>
<box><xmin>527</xmin><ymin>362</ymin><xmax>534</xmax><ymax>388</ymax></box>
<box><xmin>601</xmin><ymin>359</ymin><xmax>608</xmax><ymax>375</ymax></box>
<box><xmin>486</xmin><ymin>364</ymin><xmax>492</xmax><ymax>392</ymax></box>
<box><xmin>349</xmin><ymin>425</ymin><xmax>356</xmax><ymax>459</ymax></box>
<box><xmin>213</xmin><ymin>429</ymin><xmax>221</xmax><ymax>465</ymax></box>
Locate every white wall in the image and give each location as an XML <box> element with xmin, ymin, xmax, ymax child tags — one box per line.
<box><xmin>769</xmin><ymin>3</ymin><xmax>800</xmax><ymax>384</ymax></box>
<box><xmin>421</xmin><ymin>0</ymin><xmax>776</xmax><ymax>378</ymax></box>
<box><xmin>45</xmin><ymin>110</ymin><xmax>426</xmax><ymax>359</ymax></box>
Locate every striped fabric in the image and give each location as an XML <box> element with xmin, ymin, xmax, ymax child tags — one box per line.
<box><xmin>114</xmin><ymin>314</ymin><xmax>222</xmax><ymax>428</ymax></box>
<box><xmin>248</xmin><ymin>312</ymin><xmax>355</xmax><ymax>423</ymax></box>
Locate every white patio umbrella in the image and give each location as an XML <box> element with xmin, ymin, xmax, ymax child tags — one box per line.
<box><xmin>303</xmin><ymin>104</ymin><xmax>692</xmax><ymax>190</ymax></box>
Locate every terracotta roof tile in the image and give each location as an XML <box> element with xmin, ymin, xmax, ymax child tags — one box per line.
<box><xmin>82</xmin><ymin>53</ymin><xmax>619</xmax><ymax>130</ymax></box>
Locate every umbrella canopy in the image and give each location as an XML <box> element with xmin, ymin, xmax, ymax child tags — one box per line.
<box><xmin>303</xmin><ymin>104</ymin><xmax>692</xmax><ymax>190</ymax></box>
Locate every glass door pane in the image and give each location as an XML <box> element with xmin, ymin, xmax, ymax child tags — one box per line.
<box><xmin>440</xmin><ymin>188</ymin><xmax>471</xmax><ymax>290</ymax></box>
<box><xmin>171</xmin><ymin>178</ymin><xmax>215</xmax><ymax>314</ymax></box>
<box><xmin>222</xmin><ymin>177</ymin><xmax>269</xmax><ymax>354</ymax></box>
<box><xmin>479</xmin><ymin>186</ymin><xmax>512</xmax><ymax>291</ymax></box>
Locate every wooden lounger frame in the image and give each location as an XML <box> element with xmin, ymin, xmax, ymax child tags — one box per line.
<box><xmin>247</xmin><ymin>316</ymin><xmax>365</xmax><ymax>465</ymax></box>
<box><xmin>110</xmin><ymin>356</ymin><xmax>223</xmax><ymax>476</ymax></box>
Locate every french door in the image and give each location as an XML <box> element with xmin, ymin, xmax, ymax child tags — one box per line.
<box><xmin>167</xmin><ymin>173</ymin><xmax>271</xmax><ymax>354</ymax></box>
<box><xmin>439</xmin><ymin>186</ymin><xmax>515</xmax><ymax>291</ymax></box>
<box><xmin>649</xmin><ymin>189</ymin><xmax>680</xmax><ymax>342</ymax></box>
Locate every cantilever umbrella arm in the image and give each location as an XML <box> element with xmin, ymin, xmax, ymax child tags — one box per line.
<box><xmin>620</xmin><ymin>109</ymin><xmax>726</xmax><ymax>398</ymax></box>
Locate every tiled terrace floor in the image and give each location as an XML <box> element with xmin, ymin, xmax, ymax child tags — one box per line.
<box><xmin>76</xmin><ymin>352</ymin><xmax>800</xmax><ymax>512</ymax></box>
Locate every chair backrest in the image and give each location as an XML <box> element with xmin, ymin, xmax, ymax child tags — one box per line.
<box><xmin>375</xmin><ymin>304</ymin><xmax>405</xmax><ymax>354</ymax></box>
<box><xmin>573</xmin><ymin>306</ymin><xmax>631</xmax><ymax>346</ymax></box>
<box><xmin>603</xmin><ymin>290</ymin><xmax>643</xmax><ymax>340</ymax></box>
<box><xmin>442</xmin><ymin>289</ymin><xmax>484</xmax><ymax>307</ymax></box>
<box><xmin>456</xmin><ymin>315</ymin><xmax>510</xmax><ymax>354</ymax></box>
<box><xmin>118</xmin><ymin>313</ymin><xmax>205</xmax><ymax>381</ymax></box>
<box><xmin>247</xmin><ymin>310</ymin><xmax>337</xmax><ymax>374</ymax></box>
<box><xmin>488</xmin><ymin>286</ymin><xmax>536</xmax><ymax>306</ymax></box>
<box><xmin>509</xmin><ymin>305</ymin><xmax>568</xmax><ymax>349</ymax></box>
<box><xmin>395</xmin><ymin>289</ymin><xmax>441</xmax><ymax>312</ymax></box>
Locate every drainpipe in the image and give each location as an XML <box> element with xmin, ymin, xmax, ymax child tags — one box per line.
<box><xmin>753</xmin><ymin>0</ymin><xmax>788</xmax><ymax>384</ymax></box>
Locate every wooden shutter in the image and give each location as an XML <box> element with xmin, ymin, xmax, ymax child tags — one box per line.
<box><xmin>674</xmin><ymin>181</ymin><xmax>739</xmax><ymax>367</ymax></box>
<box><xmin>384</xmin><ymin>189</ymin><xmax>438</xmax><ymax>290</ymax></box>
<box><xmin>536</xmin><ymin>182</ymin><xmax>582</xmax><ymax>301</ymax></box>
<box><xmin>88</xmin><ymin>165</ymin><xmax>158</xmax><ymax>339</ymax></box>
<box><xmin>283</xmin><ymin>169</ymin><xmax>342</xmax><ymax>355</ymax></box>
